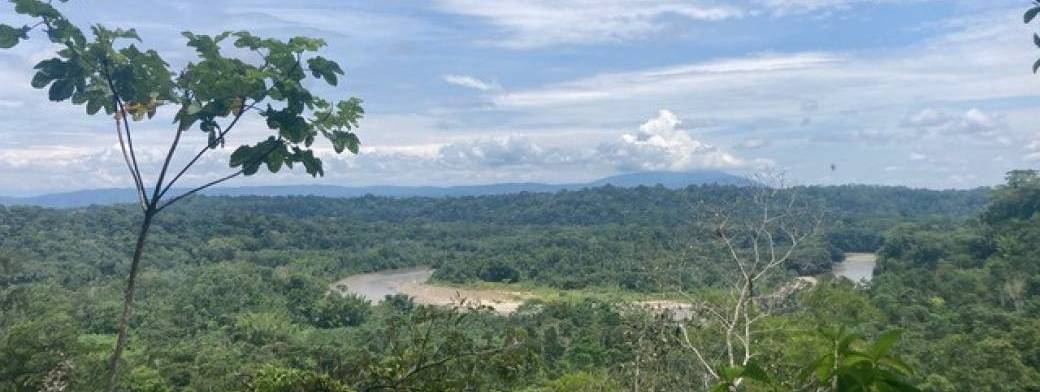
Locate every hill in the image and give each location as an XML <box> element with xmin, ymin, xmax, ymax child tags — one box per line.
<box><xmin>0</xmin><ymin>170</ymin><xmax>751</xmax><ymax>208</ymax></box>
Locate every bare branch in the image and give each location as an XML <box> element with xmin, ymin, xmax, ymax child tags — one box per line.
<box><xmin>678</xmin><ymin>324</ymin><xmax>720</xmax><ymax>380</ymax></box>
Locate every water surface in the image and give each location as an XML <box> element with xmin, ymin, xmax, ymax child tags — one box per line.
<box><xmin>833</xmin><ymin>253</ymin><xmax>876</xmax><ymax>282</ymax></box>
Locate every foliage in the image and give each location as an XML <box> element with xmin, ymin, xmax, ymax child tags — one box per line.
<box><xmin>0</xmin><ymin>178</ymin><xmax>1034</xmax><ymax>390</ymax></box>
<box><xmin>242</xmin><ymin>366</ymin><xmax>353</xmax><ymax>392</ymax></box>
<box><xmin>804</xmin><ymin>328</ymin><xmax>918</xmax><ymax>392</ymax></box>
<box><xmin>1</xmin><ymin>1</ymin><xmax>366</xmax><ymax>387</ymax></box>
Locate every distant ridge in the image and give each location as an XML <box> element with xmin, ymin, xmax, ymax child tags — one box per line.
<box><xmin>0</xmin><ymin>170</ymin><xmax>751</xmax><ymax>208</ymax></box>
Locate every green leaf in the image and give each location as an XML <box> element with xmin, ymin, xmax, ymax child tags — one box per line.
<box><xmin>307</xmin><ymin>56</ymin><xmax>343</xmax><ymax>86</ymax></box>
<box><xmin>186</xmin><ymin>102</ymin><xmax>202</xmax><ymax>116</ymax></box>
<box><xmin>839</xmin><ymin>332</ymin><xmax>863</xmax><ymax>353</ymax></box>
<box><xmin>230</xmin><ymin>145</ymin><xmax>252</xmax><ymax>167</ymax></box>
<box><xmin>815</xmin><ymin>356</ymin><xmax>833</xmax><ymax>383</ymax></box>
<box><xmin>878</xmin><ymin>356</ymin><xmax>914</xmax><ymax>376</ymax></box>
<box><xmin>709</xmin><ymin>383</ymin><xmax>729</xmax><ymax>392</ymax></box>
<box><xmin>0</xmin><ymin>24</ymin><xmax>29</xmax><ymax>49</ymax></box>
<box><xmin>1026</xmin><ymin>6</ymin><xmax>1040</xmax><ymax>23</ymax></box>
<box><xmin>1032</xmin><ymin>58</ymin><xmax>1040</xmax><ymax>74</ymax></box>
<box><xmin>871</xmin><ymin>329</ymin><xmax>902</xmax><ymax>358</ymax></box>
<box><xmin>1034</xmin><ymin>33</ymin><xmax>1040</xmax><ymax>48</ymax></box>
<box><xmin>13</xmin><ymin>0</ymin><xmax>61</xmax><ymax>18</ymax></box>
<box><xmin>721</xmin><ymin>366</ymin><xmax>743</xmax><ymax>382</ymax></box>
<box><xmin>86</xmin><ymin>98</ymin><xmax>103</xmax><ymax>115</ymax></box>
<box><xmin>344</xmin><ymin>132</ymin><xmax>360</xmax><ymax>154</ymax></box>
<box><xmin>31</xmin><ymin>71</ymin><xmax>56</xmax><ymax>88</ymax></box>
<box><xmin>266</xmin><ymin>148</ymin><xmax>284</xmax><ymax>173</ymax></box>
<box><xmin>48</xmin><ymin>78</ymin><xmax>75</xmax><ymax>101</ymax></box>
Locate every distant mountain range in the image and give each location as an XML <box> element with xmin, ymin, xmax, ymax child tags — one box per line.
<box><xmin>0</xmin><ymin>170</ymin><xmax>751</xmax><ymax>208</ymax></box>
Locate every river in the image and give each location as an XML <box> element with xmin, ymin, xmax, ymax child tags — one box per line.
<box><xmin>833</xmin><ymin>252</ymin><xmax>877</xmax><ymax>282</ymax></box>
<box><xmin>332</xmin><ymin>253</ymin><xmax>878</xmax><ymax>315</ymax></box>
<box><xmin>333</xmin><ymin>267</ymin><xmax>435</xmax><ymax>302</ymax></box>
<box><xmin>331</xmin><ymin>266</ymin><xmax>527</xmax><ymax>314</ymax></box>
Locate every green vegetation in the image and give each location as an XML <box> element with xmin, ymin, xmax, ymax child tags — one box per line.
<box><xmin>2</xmin><ymin>178</ymin><xmax>1031</xmax><ymax>391</ymax></box>
<box><xmin>1</xmin><ymin>1</ymin><xmax>364</xmax><ymax>387</ymax></box>
<box><xmin>1</xmin><ymin>2</ymin><xmax>1038</xmax><ymax>391</ymax></box>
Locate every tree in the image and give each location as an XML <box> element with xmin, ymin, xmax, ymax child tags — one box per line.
<box><xmin>672</xmin><ymin>173</ymin><xmax>822</xmax><ymax>388</ymax></box>
<box><xmin>0</xmin><ymin>2</ymin><xmax>364</xmax><ymax>390</ymax></box>
<box><xmin>242</xmin><ymin>365</ymin><xmax>353</xmax><ymax>392</ymax></box>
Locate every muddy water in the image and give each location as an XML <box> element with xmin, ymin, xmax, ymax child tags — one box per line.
<box><xmin>333</xmin><ymin>267</ymin><xmax>435</xmax><ymax>302</ymax></box>
<box><xmin>332</xmin><ymin>266</ymin><xmax>527</xmax><ymax>314</ymax></box>
<box><xmin>333</xmin><ymin>255</ymin><xmax>878</xmax><ymax>316</ymax></box>
<box><xmin>833</xmin><ymin>253</ymin><xmax>877</xmax><ymax>282</ymax></box>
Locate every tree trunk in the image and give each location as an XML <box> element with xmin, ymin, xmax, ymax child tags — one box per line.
<box><xmin>106</xmin><ymin>209</ymin><xmax>155</xmax><ymax>392</ymax></box>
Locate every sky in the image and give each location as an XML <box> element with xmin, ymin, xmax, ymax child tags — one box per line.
<box><xmin>1</xmin><ymin>0</ymin><xmax>1039</xmax><ymax>195</ymax></box>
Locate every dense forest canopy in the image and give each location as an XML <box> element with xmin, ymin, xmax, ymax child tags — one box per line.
<box><xmin>0</xmin><ymin>184</ymin><xmax>987</xmax><ymax>290</ymax></box>
<box><xmin>6</xmin><ymin>180</ymin><xmax>1035</xmax><ymax>391</ymax></box>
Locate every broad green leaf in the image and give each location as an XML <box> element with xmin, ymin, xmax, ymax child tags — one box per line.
<box><xmin>839</xmin><ymin>332</ymin><xmax>863</xmax><ymax>353</ymax></box>
<box><xmin>86</xmin><ymin>97</ymin><xmax>103</xmax><ymax>115</ymax></box>
<box><xmin>243</xmin><ymin>160</ymin><xmax>261</xmax><ymax>175</ymax></box>
<box><xmin>842</xmin><ymin>353</ymin><xmax>873</xmax><ymax>367</ymax></box>
<box><xmin>307</xmin><ymin>56</ymin><xmax>343</xmax><ymax>86</ymax></box>
<box><xmin>879</xmin><ymin>356</ymin><xmax>914</xmax><ymax>376</ymax></box>
<box><xmin>871</xmin><ymin>329</ymin><xmax>902</xmax><ymax>358</ymax></box>
<box><xmin>0</xmin><ymin>24</ymin><xmax>28</xmax><ymax>48</ymax></box>
<box><xmin>13</xmin><ymin>0</ymin><xmax>60</xmax><ymax>18</ymax></box>
<box><xmin>721</xmin><ymin>365</ymin><xmax>743</xmax><ymax>381</ymax></box>
<box><xmin>815</xmin><ymin>356</ymin><xmax>834</xmax><ymax>383</ymax></box>
<box><xmin>48</xmin><ymin>78</ymin><xmax>75</xmax><ymax>101</ymax></box>
<box><xmin>31</xmin><ymin>70</ymin><xmax>56</xmax><ymax>88</ymax></box>
<box><xmin>1026</xmin><ymin>6</ymin><xmax>1040</xmax><ymax>23</ymax></box>
<box><xmin>345</xmin><ymin>132</ymin><xmax>360</xmax><ymax>154</ymax></box>
<box><xmin>266</xmin><ymin>148</ymin><xmax>284</xmax><ymax>173</ymax></box>
<box><xmin>230</xmin><ymin>145</ymin><xmax>252</xmax><ymax>167</ymax></box>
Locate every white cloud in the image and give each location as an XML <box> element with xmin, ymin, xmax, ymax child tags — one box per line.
<box><xmin>443</xmin><ymin>74</ymin><xmax>499</xmax><ymax>91</ymax></box>
<box><xmin>436</xmin><ymin>134</ymin><xmax>580</xmax><ymax>167</ymax></box>
<box><xmin>908</xmin><ymin>152</ymin><xmax>928</xmax><ymax>161</ymax></box>
<box><xmin>597</xmin><ymin>110</ymin><xmax>742</xmax><ymax>171</ymax></box>
<box><xmin>223</xmin><ymin>7</ymin><xmax>432</xmax><ymax>42</ymax></box>
<box><xmin>0</xmin><ymin>100</ymin><xmax>23</xmax><ymax>109</ymax></box>
<box><xmin>276</xmin><ymin>111</ymin><xmax>745</xmax><ymax>187</ymax></box>
<box><xmin>489</xmin><ymin>7</ymin><xmax>1035</xmax><ymax>130</ymax></box>
<box><xmin>434</xmin><ymin>0</ymin><xmax>743</xmax><ymax>48</ymax></box>
<box><xmin>736</xmin><ymin>137</ymin><xmax>769</xmax><ymax>149</ymax></box>
<box><xmin>1027</xmin><ymin>137</ymin><xmax>1040</xmax><ymax>161</ymax></box>
<box><xmin>758</xmin><ymin>0</ymin><xmax>929</xmax><ymax>15</ymax></box>
<box><xmin>900</xmin><ymin>107</ymin><xmax>1006</xmax><ymax>137</ymax></box>
<box><xmin>494</xmin><ymin>52</ymin><xmax>842</xmax><ymax>107</ymax></box>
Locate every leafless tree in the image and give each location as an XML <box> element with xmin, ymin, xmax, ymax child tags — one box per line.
<box><xmin>668</xmin><ymin>172</ymin><xmax>822</xmax><ymax>388</ymax></box>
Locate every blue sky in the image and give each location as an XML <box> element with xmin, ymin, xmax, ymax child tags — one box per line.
<box><xmin>1</xmin><ymin>0</ymin><xmax>1038</xmax><ymax>195</ymax></box>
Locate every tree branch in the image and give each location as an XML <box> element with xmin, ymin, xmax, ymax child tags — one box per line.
<box><xmin>113</xmin><ymin>114</ymin><xmax>147</xmax><ymax>210</ymax></box>
<box><xmin>157</xmin><ymin>101</ymin><xmax>253</xmax><ymax>200</ymax></box>
<box><xmin>101</xmin><ymin>62</ymin><xmax>149</xmax><ymax>208</ymax></box>
<box><xmin>156</xmin><ymin>170</ymin><xmax>240</xmax><ymax>212</ymax></box>
<box><xmin>156</xmin><ymin>137</ymin><xmax>281</xmax><ymax>212</ymax></box>
<box><xmin>150</xmin><ymin>127</ymin><xmax>183</xmax><ymax>205</ymax></box>
<box><xmin>678</xmin><ymin>324</ymin><xmax>719</xmax><ymax>380</ymax></box>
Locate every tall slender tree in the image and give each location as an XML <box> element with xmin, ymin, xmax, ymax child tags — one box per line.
<box><xmin>0</xmin><ymin>1</ymin><xmax>364</xmax><ymax>390</ymax></box>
